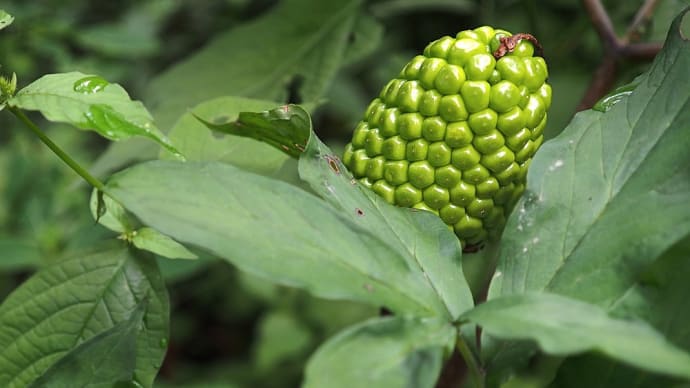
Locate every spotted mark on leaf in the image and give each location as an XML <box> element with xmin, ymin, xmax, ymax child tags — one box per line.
<box><xmin>324</xmin><ymin>154</ymin><xmax>341</xmax><ymax>174</ymax></box>
<box><xmin>355</xmin><ymin>208</ymin><xmax>365</xmax><ymax>216</ymax></box>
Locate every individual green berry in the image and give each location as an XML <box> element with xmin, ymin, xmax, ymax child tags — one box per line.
<box><xmin>384</xmin><ymin>161</ymin><xmax>409</xmax><ymax>186</ymax></box>
<box><xmin>423</xmin><ymin>184</ymin><xmax>450</xmax><ymax>209</ymax></box>
<box><xmin>395</xmin><ymin>183</ymin><xmax>423</xmax><ymax>207</ymax></box>
<box><xmin>461</xmin><ymin>81</ymin><xmax>491</xmax><ymax>113</ymax></box>
<box><xmin>427</xmin><ymin>142</ymin><xmax>452</xmax><ymax>167</ymax></box>
<box><xmin>440</xmin><ymin>203</ymin><xmax>466</xmax><ymax>225</ymax></box>
<box><xmin>422</xmin><ymin>116</ymin><xmax>447</xmax><ymax>141</ymax></box>
<box><xmin>439</xmin><ymin>95</ymin><xmax>469</xmax><ymax>121</ymax></box>
<box><xmin>381</xmin><ymin>136</ymin><xmax>407</xmax><ymax>160</ymax></box>
<box><xmin>490</xmin><ymin>80</ymin><xmax>521</xmax><ymax>113</ymax></box>
<box><xmin>445</xmin><ymin>121</ymin><xmax>473</xmax><ymax>148</ymax></box>
<box><xmin>406</xmin><ymin>138</ymin><xmax>429</xmax><ymax>161</ymax></box>
<box><xmin>343</xmin><ymin>26</ymin><xmax>550</xmax><ymax>248</ymax></box>
<box><xmin>435</xmin><ymin>165</ymin><xmax>462</xmax><ymax>188</ymax></box>
<box><xmin>408</xmin><ymin>161</ymin><xmax>435</xmax><ymax>189</ymax></box>
<box><xmin>451</xmin><ymin>146</ymin><xmax>481</xmax><ymax>170</ymax></box>
<box><xmin>464</xmin><ymin>54</ymin><xmax>495</xmax><ymax>81</ymax></box>
<box><xmin>468</xmin><ymin>108</ymin><xmax>498</xmax><ymax>135</ymax></box>
<box><xmin>372</xmin><ymin>180</ymin><xmax>395</xmax><ymax>204</ymax></box>
<box><xmin>366</xmin><ymin>156</ymin><xmax>385</xmax><ymax>181</ymax></box>
<box><xmin>434</xmin><ymin>64</ymin><xmax>465</xmax><ymax>95</ymax></box>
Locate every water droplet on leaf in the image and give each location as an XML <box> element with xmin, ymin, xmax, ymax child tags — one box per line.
<box><xmin>73</xmin><ymin>75</ymin><xmax>109</xmax><ymax>94</ymax></box>
<box><xmin>159</xmin><ymin>338</ymin><xmax>168</xmax><ymax>348</ymax></box>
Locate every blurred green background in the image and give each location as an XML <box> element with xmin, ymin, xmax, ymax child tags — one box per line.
<box><xmin>0</xmin><ymin>0</ymin><xmax>686</xmax><ymax>386</ymax></box>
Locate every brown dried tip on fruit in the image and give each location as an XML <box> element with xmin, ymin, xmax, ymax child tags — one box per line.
<box><xmin>493</xmin><ymin>33</ymin><xmax>544</xmax><ymax>59</ymax></box>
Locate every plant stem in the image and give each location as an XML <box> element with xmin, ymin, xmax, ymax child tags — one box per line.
<box><xmin>9</xmin><ymin>107</ymin><xmax>106</xmax><ymax>191</ymax></box>
<box><xmin>456</xmin><ymin>333</ymin><xmax>485</xmax><ymax>388</ymax></box>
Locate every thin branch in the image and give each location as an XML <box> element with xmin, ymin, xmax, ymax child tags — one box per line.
<box><xmin>577</xmin><ymin>0</ymin><xmax>663</xmax><ymax>111</ymax></box>
<box><xmin>620</xmin><ymin>41</ymin><xmax>663</xmax><ymax>60</ymax></box>
<box><xmin>624</xmin><ymin>0</ymin><xmax>661</xmax><ymax>42</ymax></box>
<box><xmin>582</xmin><ymin>0</ymin><xmax>620</xmax><ymax>50</ymax></box>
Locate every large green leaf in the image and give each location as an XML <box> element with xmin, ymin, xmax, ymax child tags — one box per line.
<box><xmin>0</xmin><ymin>246</ymin><xmax>169</xmax><ymax>388</ymax></box>
<box><xmin>193</xmin><ymin>104</ymin><xmax>474</xmax><ymax>320</ymax></box>
<box><xmin>488</xmin><ymin>8</ymin><xmax>690</xmax><ymax>307</ymax></box>
<box><xmin>303</xmin><ymin>316</ymin><xmax>455</xmax><ymax>388</ymax></box>
<box><xmin>105</xmin><ymin>160</ymin><xmax>441</xmax><ymax>316</ymax></box>
<box><xmin>145</xmin><ymin>0</ymin><xmax>363</xmax><ymax>131</ymax></box>
<box><xmin>7</xmin><ymin>72</ymin><xmax>181</xmax><ymax>157</ymax></box>
<box><xmin>551</xmin><ymin>235</ymin><xmax>690</xmax><ymax>388</ymax></box>
<box><xmin>163</xmin><ymin>96</ymin><xmax>291</xmax><ymax>177</ymax></box>
<box><xmin>27</xmin><ymin>300</ymin><xmax>146</xmax><ymax>388</ymax></box>
<box><xmin>294</xmin><ymin>108</ymin><xmax>473</xmax><ymax>320</ymax></box>
<box><xmin>460</xmin><ymin>292</ymin><xmax>690</xmax><ymax>380</ymax></box>
<box><xmin>90</xmin><ymin>0</ymin><xmax>364</xmax><ymax>177</ymax></box>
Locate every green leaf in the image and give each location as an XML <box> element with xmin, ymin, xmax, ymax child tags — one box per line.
<box><xmin>145</xmin><ymin>0</ymin><xmax>363</xmax><ymax>132</ymax></box>
<box><xmin>0</xmin><ymin>10</ymin><xmax>13</xmax><ymax>30</ymax></box>
<box><xmin>0</xmin><ymin>238</ymin><xmax>41</xmax><ymax>271</ymax></box>
<box><xmin>341</xmin><ymin>13</ymin><xmax>384</xmax><ymax>65</ymax></box>
<box><xmin>27</xmin><ymin>300</ymin><xmax>146</xmax><ymax>388</ymax></box>
<box><xmin>74</xmin><ymin>1</ymin><xmax>175</xmax><ymax>58</ymax></box>
<box><xmin>552</xmin><ymin>235</ymin><xmax>690</xmax><ymax>388</ymax></box>
<box><xmin>295</xmin><ymin>105</ymin><xmax>473</xmax><ymax>320</ymax></box>
<box><xmin>303</xmin><ymin>316</ymin><xmax>455</xmax><ymax>388</ymax></box>
<box><xmin>253</xmin><ymin>310</ymin><xmax>313</xmax><ymax>370</ymax></box>
<box><xmin>88</xmin><ymin>0</ymin><xmax>363</xmax><ymax>178</ymax></box>
<box><xmin>488</xmin><ymin>8</ymin><xmax>690</xmax><ymax>307</ymax></box>
<box><xmin>105</xmin><ymin>160</ymin><xmax>440</xmax><ymax>316</ymax></box>
<box><xmin>89</xmin><ymin>189</ymin><xmax>134</xmax><ymax>233</ymax></box>
<box><xmin>132</xmin><ymin>227</ymin><xmax>198</xmax><ymax>260</ymax></box>
<box><xmin>370</xmin><ymin>0</ymin><xmax>474</xmax><ymax>18</ymax></box>
<box><xmin>460</xmin><ymin>292</ymin><xmax>690</xmax><ymax>380</ymax></box>
<box><xmin>0</xmin><ymin>246</ymin><xmax>169</xmax><ymax>388</ymax></box>
<box><xmin>195</xmin><ymin>103</ymin><xmax>309</xmax><ymax>158</ymax></box>
<box><xmin>193</xmin><ymin>104</ymin><xmax>473</xmax><ymax>319</ymax></box>
<box><xmin>165</xmin><ymin>96</ymin><xmax>291</xmax><ymax>177</ymax></box>
<box><xmin>7</xmin><ymin>72</ymin><xmax>182</xmax><ymax>158</ymax></box>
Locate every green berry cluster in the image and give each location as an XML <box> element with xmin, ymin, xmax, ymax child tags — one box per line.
<box><xmin>343</xmin><ymin>26</ymin><xmax>551</xmax><ymax>248</ymax></box>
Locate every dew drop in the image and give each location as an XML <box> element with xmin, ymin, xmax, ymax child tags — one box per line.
<box><xmin>73</xmin><ymin>75</ymin><xmax>109</xmax><ymax>94</ymax></box>
<box><xmin>159</xmin><ymin>338</ymin><xmax>168</xmax><ymax>348</ymax></box>
<box><xmin>548</xmin><ymin>159</ymin><xmax>564</xmax><ymax>172</ymax></box>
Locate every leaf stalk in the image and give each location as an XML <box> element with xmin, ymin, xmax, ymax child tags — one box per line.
<box><xmin>9</xmin><ymin>106</ymin><xmax>106</xmax><ymax>191</ymax></box>
<box><xmin>456</xmin><ymin>333</ymin><xmax>485</xmax><ymax>388</ymax></box>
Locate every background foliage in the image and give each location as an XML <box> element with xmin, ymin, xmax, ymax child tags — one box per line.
<box><xmin>1</xmin><ymin>0</ymin><xmax>688</xmax><ymax>387</ymax></box>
